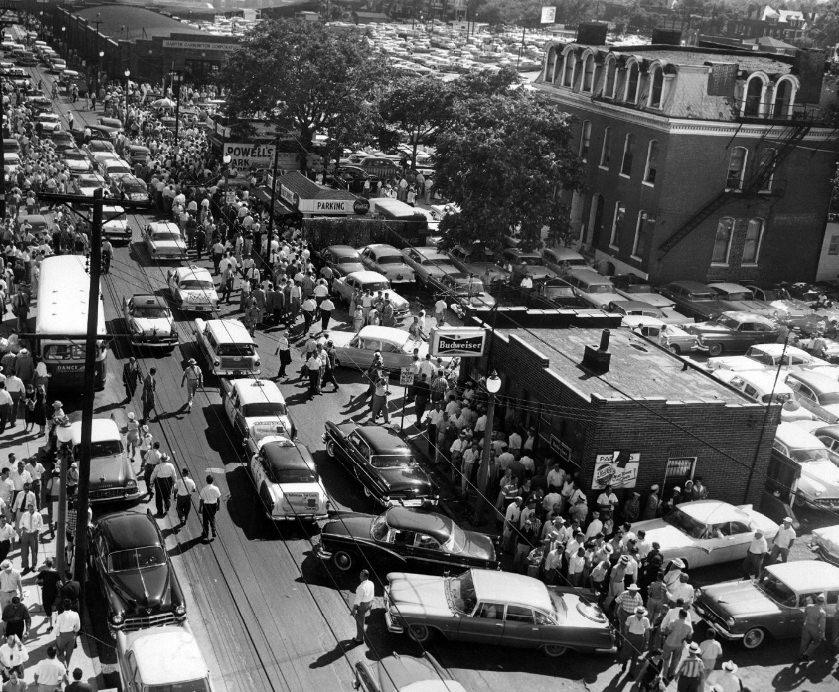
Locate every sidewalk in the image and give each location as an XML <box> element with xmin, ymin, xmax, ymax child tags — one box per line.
<box><xmin>0</xmin><ymin>427</ymin><xmax>105</xmax><ymax>690</ymax></box>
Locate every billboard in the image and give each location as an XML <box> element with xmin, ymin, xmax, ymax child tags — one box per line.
<box><xmin>592</xmin><ymin>451</ymin><xmax>640</xmax><ymax>489</ymax></box>
<box><xmin>223</xmin><ymin>143</ymin><xmax>276</xmax><ymax>169</ymax></box>
<box><xmin>429</xmin><ymin>328</ymin><xmax>488</xmax><ymax>357</ymax></box>
<box><xmin>541</xmin><ymin>6</ymin><xmax>557</xmax><ymax>24</ymax></box>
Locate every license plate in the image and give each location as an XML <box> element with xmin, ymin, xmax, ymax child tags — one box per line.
<box><xmin>402</xmin><ymin>499</ymin><xmax>423</xmax><ymax>507</ymax></box>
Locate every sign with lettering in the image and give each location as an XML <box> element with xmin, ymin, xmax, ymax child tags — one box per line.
<box><xmin>296</xmin><ymin>197</ymin><xmax>364</xmax><ymax>215</ymax></box>
<box><xmin>223</xmin><ymin>143</ymin><xmax>276</xmax><ymax>169</ymax></box>
<box><xmin>592</xmin><ymin>451</ymin><xmax>640</xmax><ymax>489</ymax></box>
<box><xmin>399</xmin><ymin>368</ymin><xmax>415</xmax><ymax>386</ymax></box>
<box><xmin>429</xmin><ymin>328</ymin><xmax>487</xmax><ymax>357</ymax></box>
<box><xmin>541</xmin><ymin>7</ymin><xmax>557</xmax><ymax>24</ymax></box>
<box><xmin>162</xmin><ymin>39</ymin><xmax>239</xmax><ymax>53</ymax></box>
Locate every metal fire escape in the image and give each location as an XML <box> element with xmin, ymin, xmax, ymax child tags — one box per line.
<box><xmin>656</xmin><ymin>121</ymin><xmax>811</xmax><ymax>259</ymax></box>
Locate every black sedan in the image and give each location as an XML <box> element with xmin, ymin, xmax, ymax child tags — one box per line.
<box><xmin>324</xmin><ymin>165</ymin><xmax>379</xmax><ymax>194</ymax></box>
<box><xmin>316</xmin><ymin>506</ymin><xmax>497</xmax><ymax>575</ymax></box>
<box><xmin>317</xmin><ymin>244</ymin><xmax>366</xmax><ymax>278</ymax></box>
<box><xmin>323</xmin><ymin>422</ymin><xmax>438</xmax><ymax>509</ymax></box>
<box><xmin>89</xmin><ymin>510</ymin><xmax>186</xmax><ymax>633</ymax></box>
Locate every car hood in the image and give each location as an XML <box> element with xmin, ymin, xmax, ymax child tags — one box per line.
<box><xmin>387</xmin><ymin>573</ymin><xmax>451</xmax><ymax>613</ymax></box>
<box><xmin>104</xmin><ymin>218</ymin><xmax>127</xmax><ymax>230</ymax></box>
<box><xmin>321</xmin><ymin>513</ymin><xmax>375</xmax><ymax>539</ymax></box>
<box><xmin>685</xmin><ymin>321</ymin><xmax>735</xmax><ymax>335</ymax></box>
<box><xmin>386</xmin><ymin>292</ymin><xmax>410</xmax><ymax>312</ymax></box>
<box><xmin>90</xmin><ymin>456</ymin><xmax>129</xmax><ymax>486</ymax></box>
<box><xmin>337</xmin><ymin>262</ymin><xmax>365</xmax><ymax>276</ymax></box>
<box><xmin>628</xmin><ymin>521</ymin><xmax>695</xmax><ymax>554</ymax></box>
<box><xmin>377</xmin><ymin>464</ymin><xmax>433</xmax><ymax>494</ymax></box>
<box><xmin>462</xmin><ymin>530</ymin><xmax>496</xmax><ymax>562</ymax></box>
<box><xmin>699</xmin><ymin>580</ymin><xmax>779</xmax><ymax>618</ymax></box>
<box><xmin>801</xmin><ymin>460</ymin><xmax>839</xmax><ymax>497</ymax></box>
<box><xmin>108</xmin><ymin>564</ymin><xmax>170</xmax><ymax>610</ymax></box>
<box><xmin>130</xmin><ymin>317</ymin><xmax>173</xmax><ymax>335</ymax></box>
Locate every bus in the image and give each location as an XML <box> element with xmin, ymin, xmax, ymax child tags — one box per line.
<box><xmin>35</xmin><ymin>255</ymin><xmax>109</xmax><ymax>390</ymax></box>
<box><xmin>369</xmin><ymin>197</ymin><xmax>430</xmax><ymax>247</ymax></box>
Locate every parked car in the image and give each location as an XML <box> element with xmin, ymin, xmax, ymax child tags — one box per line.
<box><xmin>529</xmin><ymin>278</ymin><xmax>588</xmax><ymax>309</ymax></box>
<box><xmin>166</xmin><ymin>265</ymin><xmax>219</xmax><ymax>313</ymax></box>
<box><xmin>708</xmin><ymin>282</ymin><xmax>776</xmax><ymax>318</ymax></box>
<box><xmin>100</xmin><ymin>157</ymin><xmax>132</xmax><ymax>182</ymax></box>
<box><xmin>401</xmin><ymin>246</ymin><xmax>459</xmax><ymax>289</ymax></box>
<box><xmin>809</xmin><ymin>525</ymin><xmax>839</xmax><ymax>565</ymax></box>
<box><xmin>317</xmin><ymin>506</ymin><xmax>497</xmax><ymax>574</ymax></box>
<box><xmin>658</xmin><ymin>280</ymin><xmax>731</xmax><ymax>321</ymax></box>
<box><xmin>631</xmin><ymin>500</ymin><xmax>778</xmax><ymax>570</ymax></box>
<box><xmin>117</xmin><ymin>623</ymin><xmax>214</xmax><ymax>692</ymax></box>
<box><xmin>632</xmin><ymin>323</ymin><xmax>704</xmax><ymax>355</ymax></box>
<box><xmin>249</xmin><ymin>436</ymin><xmax>328</xmax><ymax>521</ymax></box>
<box><xmin>692</xmin><ymin>560</ymin><xmax>839</xmax><ymax>649</ymax></box>
<box><xmin>360</xmin><ymin>244</ymin><xmax>417</xmax><ymax>284</ymax></box>
<box><xmin>384</xmin><ymin>568</ymin><xmax>615</xmax><ymax>656</ymax></box>
<box><xmin>332</xmin><ymin>271</ymin><xmax>410</xmax><ymax>320</ymax></box>
<box><xmin>748</xmin><ymin>286</ymin><xmax>813</xmax><ymax>324</ymax></box>
<box><xmin>221</xmin><ymin>378</ymin><xmax>295</xmax><ymax>447</ymax></box>
<box><xmin>772</xmin><ymin>422</ymin><xmax>839</xmax><ymax>509</ymax></box>
<box><xmin>90</xmin><ymin>510</ymin><xmax>187</xmax><ymax>633</ymax></box>
<box><xmin>785</xmin><ymin>370</ymin><xmax>839</xmax><ymax>423</ymax></box>
<box><xmin>69</xmin><ymin>419</ymin><xmax>141</xmax><ymax>504</ymax></box>
<box><xmin>193</xmin><ymin>318</ymin><xmax>260</xmax><ymax>377</ymax></box>
<box><xmin>323</xmin><ymin>422</ymin><xmax>437</xmax><ymax>508</ymax></box>
<box><xmin>143</xmin><ymin>221</ymin><xmax>187</xmax><ymax>261</ymax></box>
<box><xmin>103</xmin><ymin>205</ymin><xmax>131</xmax><ymax>243</ymax></box>
<box><xmin>607</xmin><ymin>300</ymin><xmax>670</xmax><ymax>327</ymax></box>
<box><xmin>712</xmin><ymin>369</ymin><xmax>794</xmax><ymax>404</ymax></box>
<box><xmin>331</xmin><ymin>325</ymin><xmax>441</xmax><ymax>372</ymax></box>
<box><xmin>707</xmin><ymin>344</ymin><xmax>825</xmax><ymax>372</ymax></box>
<box><xmin>318</xmin><ymin>245</ymin><xmax>365</xmax><ymax>278</ymax></box>
<box><xmin>541</xmin><ymin>246</ymin><xmax>588</xmax><ymax>274</ymax></box>
<box><xmin>611</xmin><ymin>274</ymin><xmax>676</xmax><ymax>310</ymax></box>
<box><xmin>684</xmin><ymin>311</ymin><xmax>780</xmax><ymax>357</ymax></box>
<box><xmin>84</xmin><ymin>139</ymin><xmax>116</xmax><ymax>162</ymax></box>
<box><xmin>111</xmin><ymin>173</ymin><xmax>149</xmax><ymax>203</ymax></box>
<box><xmin>449</xmin><ymin>243</ymin><xmax>510</xmax><ymax>285</ymax></box>
<box><xmin>63</xmin><ymin>148</ymin><xmax>92</xmax><ymax>174</ymax></box>
<box><xmin>125</xmin><ymin>144</ymin><xmax>150</xmax><ymax>166</ymax></box>
<box><xmin>50</xmin><ymin>130</ymin><xmax>75</xmax><ymax>151</ymax></box>
<box><xmin>74</xmin><ymin>172</ymin><xmax>109</xmax><ymax>197</ymax></box>
<box><xmin>122</xmin><ymin>294</ymin><xmax>177</xmax><ymax>349</ymax></box>
<box><xmin>324</xmin><ymin>165</ymin><xmax>378</xmax><ymax>193</ymax></box>
<box><xmin>34</xmin><ymin>112</ymin><xmax>61</xmax><ymax>132</ymax></box>
<box><xmin>353</xmin><ymin>652</ymin><xmax>465</xmax><ymax>692</ymax></box>
<box><xmin>501</xmin><ymin>247</ymin><xmax>556</xmax><ymax>282</ymax></box>
<box><xmin>435</xmin><ymin>273</ymin><xmax>496</xmax><ymax>310</ymax></box>
<box><xmin>562</xmin><ymin>268</ymin><xmax>624</xmax><ymax>309</ymax></box>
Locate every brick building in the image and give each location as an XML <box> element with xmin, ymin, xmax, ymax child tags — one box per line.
<box><xmin>536</xmin><ymin>31</ymin><xmax>838</xmax><ymax>286</ymax></box>
<box><xmin>463</xmin><ymin>322</ymin><xmax>779</xmax><ymax>507</ymax></box>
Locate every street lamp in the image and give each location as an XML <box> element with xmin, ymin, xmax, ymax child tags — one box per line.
<box><xmin>55</xmin><ymin>416</ymin><xmax>73</xmax><ymax>578</ymax></box>
<box><xmin>476</xmin><ymin>371</ymin><xmax>501</xmax><ymax>520</ymax></box>
<box><xmin>124</xmin><ymin>69</ymin><xmax>130</xmax><ymax>126</ymax></box>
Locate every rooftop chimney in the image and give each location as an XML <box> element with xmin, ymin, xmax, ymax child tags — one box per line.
<box><xmin>582</xmin><ymin>329</ymin><xmax>611</xmax><ymax>374</ymax></box>
<box><xmin>651</xmin><ymin>28</ymin><xmax>682</xmax><ymax>46</ymax></box>
<box><xmin>576</xmin><ymin>22</ymin><xmax>608</xmax><ymax>46</ymax></box>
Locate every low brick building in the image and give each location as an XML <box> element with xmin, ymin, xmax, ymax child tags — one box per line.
<box><xmin>463</xmin><ymin>324</ymin><xmax>779</xmax><ymax>507</ymax></box>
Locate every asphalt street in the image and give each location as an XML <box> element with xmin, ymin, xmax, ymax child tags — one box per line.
<box><xmin>22</xmin><ymin>63</ymin><xmax>839</xmax><ymax>691</ymax></box>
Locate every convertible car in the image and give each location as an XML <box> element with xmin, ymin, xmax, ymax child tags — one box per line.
<box><xmin>385</xmin><ymin>569</ymin><xmax>615</xmax><ymax>657</ymax></box>
<box><xmin>316</xmin><ymin>506</ymin><xmax>497</xmax><ymax>575</ymax></box>
<box><xmin>631</xmin><ymin>500</ymin><xmax>778</xmax><ymax>570</ymax></box>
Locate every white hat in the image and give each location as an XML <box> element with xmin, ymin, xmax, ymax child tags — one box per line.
<box><xmin>128</xmin><ymin>412</ymin><xmax>136</xmax><ymax>420</ymax></box>
<box><xmin>721</xmin><ymin>661</ymin><xmax>738</xmax><ymax>672</ymax></box>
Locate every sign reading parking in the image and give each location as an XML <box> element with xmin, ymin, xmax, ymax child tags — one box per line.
<box><xmin>429</xmin><ymin>328</ymin><xmax>488</xmax><ymax>358</ymax></box>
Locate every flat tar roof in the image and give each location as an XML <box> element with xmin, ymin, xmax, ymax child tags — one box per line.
<box><xmin>497</xmin><ymin>327</ymin><xmax>751</xmax><ymax>404</ymax></box>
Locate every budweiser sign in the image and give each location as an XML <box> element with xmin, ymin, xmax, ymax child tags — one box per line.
<box><xmin>430</xmin><ymin>328</ymin><xmax>487</xmax><ymax>358</ymax></box>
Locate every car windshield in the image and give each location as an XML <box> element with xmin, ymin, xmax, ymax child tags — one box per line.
<box><xmin>586</xmin><ymin>284</ymin><xmax>613</xmax><ymax>294</ymax></box>
<box><xmin>338</xmin><ymin>255</ymin><xmax>360</xmax><ymax>264</ymax></box>
<box><xmin>370</xmin><ymin>454</ymin><xmax>414</xmax><ymax>468</ymax></box>
<box><xmin>146</xmin><ymin>679</ymin><xmax>211</xmax><ymax>692</ymax></box>
<box><xmin>663</xmin><ymin>508</ymin><xmax>707</xmax><ymax>539</ymax></box>
<box><xmin>714</xmin><ymin>315</ymin><xmax>743</xmax><ymax>330</ymax></box>
<box><xmin>688</xmin><ymin>292</ymin><xmax>716</xmax><ymax>301</ymax></box>
<box><xmin>371</xmin><ymin>514</ymin><xmax>390</xmax><ymax>541</ymax></box>
<box><xmin>447</xmin><ymin>571</ymin><xmax>478</xmax><ymax>614</ymax></box>
<box><xmin>76</xmin><ymin>439</ymin><xmax>123</xmax><ymax>458</ymax></box>
<box><xmin>274</xmin><ymin>465</ymin><xmax>317</xmax><ymax>484</ymax></box>
<box><xmin>441</xmin><ymin>520</ymin><xmax>467</xmax><ymax>554</ymax></box>
<box><xmin>180</xmin><ymin>279</ymin><xmax>214</xmax><ymax>290</ymax></box>
<box><xmin>377</xmin><ymin>256</ymin><xmax>404</xmax><ymax>265</ymax></box>
<box><xmin>423</xmin><ymin>258</ymin><xmax>451</xmax><ymax>266</ymax></box>
<box><xmin>757</xmin><ymin>572</ymin><xmax>797</xmax><ymax>607</ymax></box>
<box><xmin>362</xmin><ymin>281</ymin><xmax>389</xmax><ymax>292</ymax></box>
<box><xmin>124</xmin><ymin>182</ymin><xmax>146</xmax><ymax>192</ymax></box>
<box><xmin>723</xmin><ymin>291</ymin><xmax>752</xmax><ymax>300</ymax></box>
<box><xmin>242</xmin><ymin>402</ymin><xmax>287</xmax><ymax>417</ymax></box>
<box><xmin>762</xmin><ymin>392</ymin><xmax>792</xmax><ymax>404</ymax></box>
<box><xmin>763</xmin><ymin>289</ymin><xmax>790</xmax><ymax>300</ymax></box>
<box><xmin>65</xmin><ymin>152</ymin><xmax>86</xmax><ymax>160</ymax></box>
<box><xmin>790</xmin><ymin>447</ymin><xmax>839</xmax><ymax>464</ymax></box>
<box><xmin>451</xmin><ymin>279</ymin><xmax>485</xmax><ymax>294</ymax></box>
<box><xmin>152</xmin><ymin>232</ymin><xmax>181</xmax><ymax>242</ymax></box>
<box><xmin>133</xmin><ymin>306</ymin><xmax>169</xmax><ymax>319</ymax></box>
<box><xmin>217</xmin><ymin>344</ymin><xmax>255</xmax><ymax>356</ymax></box>
<box><xmin>107</xmin><ymin>546</ymin><xmax>166</xmax><ymax>572</ymax></box>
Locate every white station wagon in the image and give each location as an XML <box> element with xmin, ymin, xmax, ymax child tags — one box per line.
<box><xmin>193</xmin><ymin>318</ymin><xmax>260</xmax><ymax>377</ymax></box>
<box><xmin>331</xmin><ymin>326</ymin><xmax>444</xmax><ymax>372</ymax></box>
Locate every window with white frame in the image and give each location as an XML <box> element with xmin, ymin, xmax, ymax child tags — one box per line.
<box><xmin>610</xmin><ymin>201</ymin><xmax>626</xmax><ymax>249</ymax></box>
<box><xmin>599</xmin><ymin>127</ymin><xmax>611</xmax><ymax>168</ymax></box>
<box><xmin>579</xmin><ymin>121</ymin><xmax>592</xmax><ymax>161</ymax></box>
<box><xmin>545</xmin><ymin>47</ymin><xmax>559</xmax><ymax>83</ymax></box>
<box><xmin>712</xmin><ymin>217</ymin><xmax>735</xmax><ymax>265</ymax></box>
<box><xmin>563</xmin><ymin>51</ymin><xmax>574</xmax><ymax>87</ymax></box>
<box><xmin>632</xmin><ymin>210</ymin><xmax>650</xmax><ymax>259</ymax></box>
<box><xmin>582</xmin><ymin>54</ymin><xmax>595</xmax><ymax>92</ymax></box>
<box><xmin>626</xmin><ymin>62</ymin><xmax>640</xmax><ymax>104</ymax></box>
<box><xmin>620</xmin><ymin>133</ymin><xmax>635</xmax><ymax>177</ymax></box>
<box><xmin>604</xmin><ymin>57</ymin><xmax>617</xmax><ymax>98</ymax></box>
<box><xmin>643</xmin><ymin>140</ymin><xmax>658</xmax><ymax>185</ymax></box>
<box><xmin>743</xmin><ymin>76</ymin><xmax>765</xmax><ymax>117</ymax></box>
<box><xmin>773</xmin><ymin>78</ymin><xmax>795</xmax><ymax>119</ymax></box>
<box><xmin>649</xmin><ymin>66</ymin><xmax>664</xmax><ymax>108</ymax></box>
<box><xmin>726</xmin><ymin>147</ymin><xmax>748</xmax><ymax>190</ymax></box>
<box><xmin>742</xmin><ymin>218</ymin><xmax>764</xmax><ymax>264</ymax></box>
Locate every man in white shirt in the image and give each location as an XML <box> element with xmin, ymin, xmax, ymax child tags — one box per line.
<box><xmin>24</xmin><ymin>459</ymin><xmax>45</xmax><ymax>507</ymax></box>
<box><xmin>0</xmin><ymin>516</ymin><xmax>13</xmax><ymax>563</ymax></box>
<box><xmin>507</xmin><ymin>430</ymin><xmax>522</xmax><ymax>453</ymax></box>
<box><xmin>668</xmin><ymin>573</ymin><xmax>696</xmax><ymax>607</ymax></box>
<box><xmin>199</xmin><ymin>474</ymin><xmax>222</xmax><ymax>541</ymax></box>
<box><xmin>744</xmin><ymin>530</ymin><xmax>768</xmax><ymax>578</ymax></box>
<box><xmin>11</xmin><ymin>482</ymin><xmax>36</xmax><ymax>522</ymax></box>
<box><xmin>352</xmin><ymin>569</ymin><xmax>374</xmax><ymax>644</ymax></box>
<box><xmin>585</xmin><ymin>511</ymin><xmax>604</xmax><ymax>540</ymax></box>
<box><xmin>0</xmin><ymin>560</ymin><xmax>22</xmax><ymax>611</ymax></box>
<box><xmin>54</xmin><ymin>601</ymin><xmax>81</xmax><ymax>666</ymax></box>
<box><xmin>417</xmin><ymin>353</ymin><xmax>436</xmax><ymax>380</ymax></box>
<box><xmin>770</xmin><ymin>517</ymin><xmax>796</xmax><ymax>563</ymax></box>
<box><xmin>546</xmin><ymin>463</ymin><xmax>565</xmax><ymax>492</ymax></box>
<box><xmin>33</xmin><ymin>646</ymin><xmax>68</xmax><ymax>689</ymax></box>
<box><xmin>173</xmin><ymin>467</ymin><xmax>197</xmax><ymax>528</ymax></box>
<box><xmin>17</xmin><ymin>503</ymin><xmax>42</xmax><ymax>573</ymax></box>
<box><xmin>150</xmin><ymin>454</ymin><xmax>177</xmax><ymax>517</ymax></box>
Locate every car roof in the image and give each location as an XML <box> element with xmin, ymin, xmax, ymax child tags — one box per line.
<box><xmin>543</xmin><ymin>247</ymin><xmax>585</xmax><ymax>261</ymax></box>
<box><xmin>813</xmin><ymin>424</ymin><xmax>839</xmax><ymax>441</ymax></box>
<box><xmin>127</xmin><ymin>625</ymin><xmax>208</xmax><ymax>685</ymax></box>
<box><xmin>355</xmin><ymin>425</ymin><xmax>413</xmax><ymax>454</ymax></box>
<box><xmin>262</xmin><ymin>440</ymin><xmax>311</xmax><ymax>474</ymax></box>
<box><xmin>717</xmin><ymin>311</ymin><xmax>775</xmax><ymax>325</ymax></box>
<box><xmin>715</xmin><ymin>369</ymin><xmax>793</xmax><ymax>393</ymax></box>
<box><xmin>385</xmin><ymin>507</ymin><xmax>451</xmax><ymax>540</ymax></box>
<box><xmin>407</xmin><ymin>246</ymin><xmax>449</xmax><ymax>260</ymax></box>
<box><xmin>667</xmin><ymin>280</ymin><xmax>713</xmax><ymax>291</ymax></box>
<box><xmin>346</xmin><ymin>270</ymin><xmax>390</xmax><ymax>283</ymax></box>
<box><xmin>364</xmin><ymin>243</ymin><xmax>402</xmax><ymax>255</ymax></box>
<box><xmin>775</xmin><ymin>422</ymin><xmax>826</xmax><ymax>449</ymax></box>
<box><xmin>174</xmin><ymin>265</ymin><xmax>212</xmax><ymax>280</ymax></box>
<box><xmin>358</xmin><ymin>325</ymin><xmax>409</xmax><ymax>344</ymax></box>
<box><xmin>70</xmin><ymin>418</ymin><xmax>120</xmax><ymax>444</ymax></box>
<box><xmin>675</xmin><ymin>500</ymin><xmax>750</xmax><ymax>525</ymax></box>
<box><xmin>709</xmin><ymin>282</ymin><xmax>753</xmax><ymax>293</ymax></box>
<box><xmin>471</xmin><ymin>570</ymin><xmax>552</xmax><ymax>612</ymax></box>
<box><xmin>97</xmin><ymin>511</ymin><xmax>160</xmax><ymax>550</ymax></box>
<box><xmin>748</xmin><ymin>343</ymin><xmax>811</xmax><ymax>358</ymax></box>
<box><xmin>205</xmin><ymin>318</ymin><xmax>254</xmax><ymax>344</ymax></box>
<box><xmin>130</xmin><ymin>294</ymin><xmax>168</xmax><ymax>308</ymax></box>
<box><xmin>374</xmin><ymin>654</ymin><xmax>464</xmax><ymax>692</ymax></box>
<box><xmin>326</xmin><ymin>245</ymin><xmax>360</xmax><ymax>257</ymax></box>
<box><xmin>609</xmin><ymin>300</ymin><xmax>656</xmax><ymax>310</ymax></box>
<box><xmin>767</xmin><ymin>560</ymin><xmax>839</xmax><ymax>593</ymax></box>
<box><xmin>148</xmin><ymin>221</ymin><xmax>180</xmax><ymax>233</ymax></box>
<box><xmin>786</xmin><ymin>369</ymin><xmax>839</xmax><ymax>393</ymax></box>
<box><xmin>233</xmin><ymin>378</ymin><xmax>283</xmax><ymax>404</ymax></box>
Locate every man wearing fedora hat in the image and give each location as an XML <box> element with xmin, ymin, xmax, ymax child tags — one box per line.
<box><xmin>674</xmin><ymin>641</ymin><xmax>705</xmax><ymax>690</ymax></box>
<box><xmin>181</xmin><ymin>358</ymin><xmax>203</xmax><ymax>413</ymax></box>
<box><xmin>615</xmin><ymin>582</ymin><xmax>644</xmax><ymax>630</ymax></box>
<box><xmin>716</xmin><ymin>660</ymin><xmax>742</xmax><ymax>692</ymax></box>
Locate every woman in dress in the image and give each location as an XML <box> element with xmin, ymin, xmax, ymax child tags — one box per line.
<box><xmin>33</xmin><ymin>385</ymin><xmax>47</xmax><ymax>436</ymax></box>
<box><xmin>125</xmin><ymin>412</ymin><xmax>140</xmax><ymax>459</ymax></box>
<box><xmin>352</xmin><ymin>305</ymin><xmax>364</xmax><ymax>334</ymax></box>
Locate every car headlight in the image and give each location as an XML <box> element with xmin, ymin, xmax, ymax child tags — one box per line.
<box><xmin>126</xmin><ymin>479</ymin><xmax>137</xmax><ymax>489</ymax></box>
<box><xmin>382</xmin><ymin>495</ymin><xmax>390</xmax><ymax>504</ymax></box>
<box><xmin>213</xmin><ymin>360</ymin><xmax>220</xmax><ymax>366</ymax></box>
<box><xmin>726</xmin><ymin>617</ymin><xmax>736</xmax><ymax>628</ymax></box>
<box><xmin>174</xmin><ymin>604</ymin><xmax>186</xmax><ymax>616</ymax></box>
<box><xmin>254</xmin><ymin>360</ymin><xmax>260</xmax><ymax>368</ymax></box>
<box><xmin>111</xmin><ymin>612</ymin><xmax>124</xmax><ymax>625</ymax></box>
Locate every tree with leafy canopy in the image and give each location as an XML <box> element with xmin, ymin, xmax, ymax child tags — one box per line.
<box><xmin>219</xmin><ymin>19</ymin><xmax>386</xmax><ymax>171</ymax></box>
<box><xmin>378</xmin><ymin>76</ymin><xmax>457</xmax><ymax>169</ymax></box>
<box><xmin>434</xmin><ymin>86</ymin><xmax>585</xmax><ymax>252</ymax></box>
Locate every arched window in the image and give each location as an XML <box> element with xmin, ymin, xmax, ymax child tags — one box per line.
<box><xmin>712</xmin><ymin>217</ymin><xmax>735</xmax><ymax>265</ymax></box>
<box><xmin>743</xmin><ymin>76</ymin><xmax>765</xmax><ymax>117</ymax></box>
<box><xmin>726</xmin><ymin>147</ymin><xmax>748</xmax><ymax>190</ymax></box>
<box><xmin>579</xmin><ymin>121</ymin><xmax>592</xmax><ymax>161</ymax></box>
<box><xmin>625</xmin><ymin>61</ymin><xmax>640</xmax><ymax>104</ymax></box>
<box><xmin>563</xmin><ymin>51</ymin><xmax>575</xmax><ymax>87</ymax></box>
<box><xmin>643</xmin><ymin>140</ymin><xmax>659</xmax><ymax>185</ymax></box>
<box><xmin>743</xmin><ymin>218</ymin><xmax>765</xmax><ymax>264</ymax></box>
<box><xmin>582</xmin><ymin>53</ymin><xmax>596</xmax><ymax>92</ymax></box>
<box><xmin>545</xmin><ymin>47</ymin><xmax>559</xmax><ymax>84</ymax></box>
<box><xmin>773</xmin><ymin>78</ymin><xmax>795</xmax><ymax>119</ymax></box>
<box><xmin>600</xmin><ymin>127</ymin><xmax>612</xmax><ymax>168</ymax></box>
<box><xmin>649</xmin><ymin>65</ymin><xmax>664</xmax><ymax>108</ymax></box>
<box><xmin>621</xmin><ymin>133</ymin><xmax>635</xmax><ymax>177</ymax></box>
<box><xmin>604</xmin><ymin>56</ymin><xmax>617</xmax><ymax>98</ymax></box>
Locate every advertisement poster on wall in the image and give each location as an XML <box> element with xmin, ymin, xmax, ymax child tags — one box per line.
<box><xmin>592</xmin><ymin>451</ymin><xmax>640</xmax><ymax>489</ymax></box>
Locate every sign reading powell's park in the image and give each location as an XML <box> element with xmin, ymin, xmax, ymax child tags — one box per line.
<box><xmin>429</xmin><ymin>328</ymin><xmax>488</xmax><ymax>358</ymax></box>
